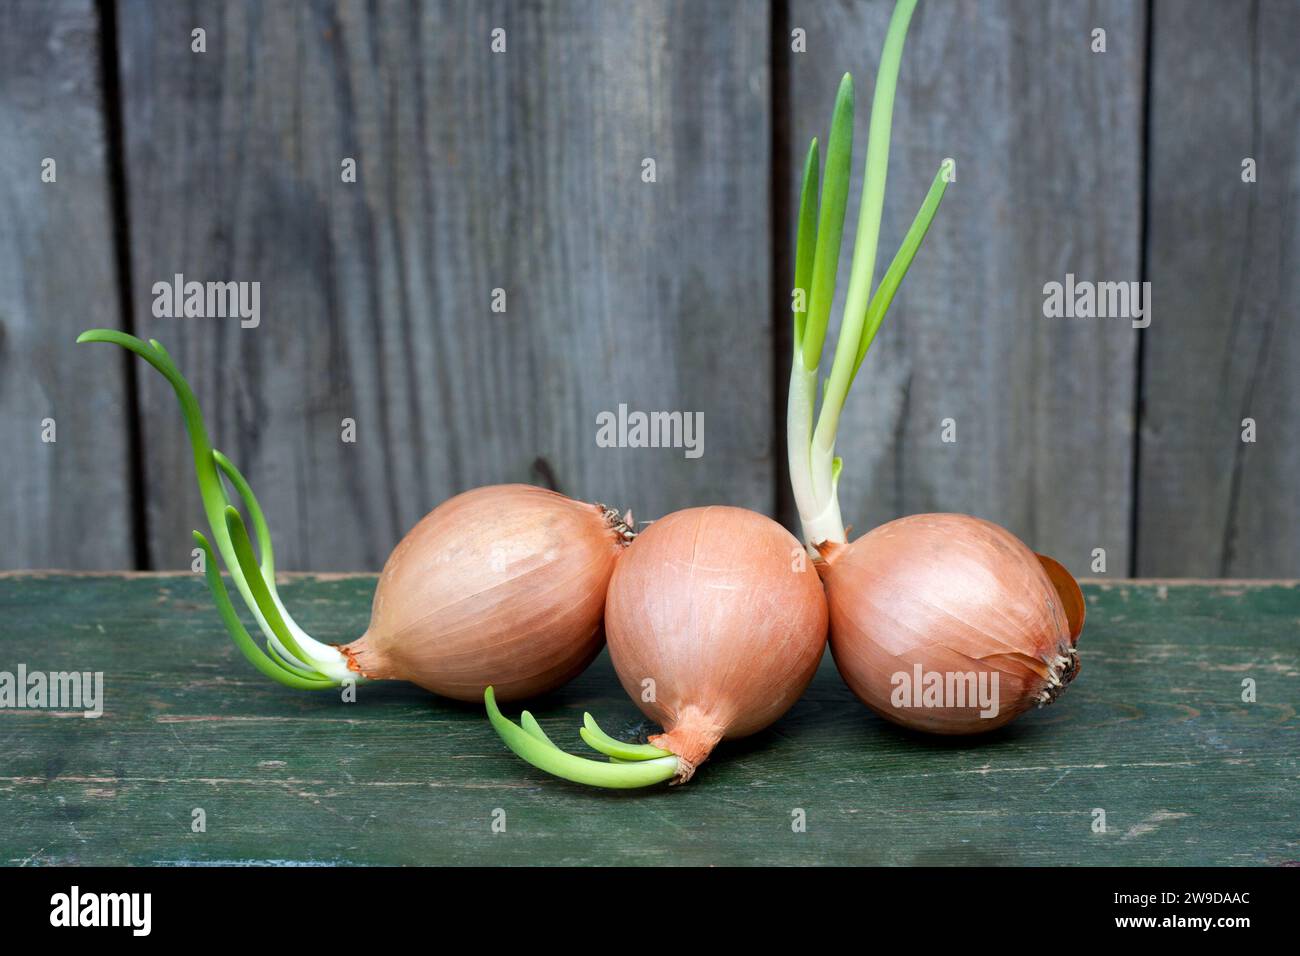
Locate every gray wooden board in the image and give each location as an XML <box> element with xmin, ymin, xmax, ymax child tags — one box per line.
<box><xmin>0</xmin><ymin>0</ymin><xmax>131</xmax><ymax>569</ymax></box>
<box><xmin>0</xmin><ymin>574</ymin><xmax>1296</xmax><ymax>865</ymax></box>
<box><xmin>115</xmin><ymin>0</ymin><xmax>773</xmax><ymax>571</ymax></box>
<box><xmin>1137</xmin><ymin>0</ymin><xmax>1300</xmax><ymax>577</ymax></box>
<box><xmin>783</xmin><ymin>0</ymin><xmax>1144</xmax><ymax>577</ymax></box>
<box><xmin>4</xmin><ymin>0</ymin><xmax>1298</xmax><ymax>577</ymax></box>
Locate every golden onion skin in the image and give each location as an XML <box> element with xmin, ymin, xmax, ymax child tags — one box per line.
<box><xmin>604</xmin><ymin>506</ymin><xmax>828</xmax><ymax>781</ymax></box>
<box><xmin>820</xmin><ymin>513</ymin><xmax>1083</xmax><ymax>734</ymax></box>
<box><xmin>341</xmin><ymin>484</ymin><xmax>631</xmax><ymax>702</ymax></box>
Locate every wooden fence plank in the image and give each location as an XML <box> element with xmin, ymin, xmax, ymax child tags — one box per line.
<box><xmin>9</xmin><ymin>0</ymin><xmax>1292</xmax><ymax>576</ymax></box>
<box><xmin>783</xmin><ymin>0</ymin><xmax>1144</xmax><ymax>577</ymax></box>
<box><xmin>1138</xmin><ymin>0</ymin><xmax>1299</xmax><ymax>577</ymax></box>
<box><xmin>0</xmin><ymin>0</ymin><xmax>131</xmax><ymax>569</ymax></box>
<box><xmin>116</xmin><ymin>0</ymin><xmax>773</xmax><ymax>571</ymax></box>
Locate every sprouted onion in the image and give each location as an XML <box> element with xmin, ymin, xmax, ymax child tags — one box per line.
<box><xmin>77</xmin><ymin>330</ymin><xmax>633</xmax><ymax>701</ymax></box>
<box><xmin>486</xmin><ymin>507</ymin><xmax>827</xmax><ymax>786</ymax></box>
<box><xmin>785</xmin><ymin>0</ymin><xmax>1085</xmax><ymax>733</ymax></box>
<box><xmin>817</xmin><ymin>518</ymin><xmax>1084</xmax><ymax>733</ymax></box>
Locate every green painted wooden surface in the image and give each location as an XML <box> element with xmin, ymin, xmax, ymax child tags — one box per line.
<box><xmin>0</xmin><ymin>574</ymin><xmax>1295</xmax><ymax>866</ymax></box>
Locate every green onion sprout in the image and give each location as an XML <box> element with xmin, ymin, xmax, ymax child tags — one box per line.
<box><xmin>76</xmin><ymin>330</ymin><xmax>355</xmax><ymax>688</ymax></box>
<box><xmin>787</xmin><ymin>0</ymin><xmax>948</xmax><ymax>547</ymax></box>
<box><xmin>485</xmin><ymin>687</ymin><xmax>679</xmax><ymax>788</ymax></box>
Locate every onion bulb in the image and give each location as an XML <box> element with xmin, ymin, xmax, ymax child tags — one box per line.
<box><xmin>486</xmin><ymin>506</ymin><xmax>828</xmax><ymax>786</ymax></box>
<box><xmin>77</xmin><ymin>330</ymin><xmax>632</xmax><ymax>702</ymax></box>
<box><xmin>817</xmin><ymin>514</ymin><xmax>1084</xmax><ymax>733</ymax></box>
<box><xmin>342</xmin><ymin>484</ymin><xmax>630</xmax><ymax>701</ymax></box>
<box><xmin>783</xmin><ymin>2</ymin><xmax>1084</xmax><ymax>737</ymax></box>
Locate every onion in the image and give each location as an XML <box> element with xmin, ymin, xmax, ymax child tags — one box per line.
<box><xmin>605</xmin><ymin>506</ymin><xmax>829</xmax><ymax>778</ymax></box>
<box><xmin>342</xmin><ymin>484</ymin><xmax>628</xmax><ymax>701</ymax></box>
<box><xmin>78</xmin><ymin>330</ymin><xmax>632</xmax><ymax>702</ymax></box>
<box><xmin>818</xmin><ymin>514</ymin><xmax>1084</xmax><ymax>733</ymax></box>
<box><xmin>486</xmin><ymin>506</ymin><xmax>828</xmax><ymax>786</ymax></box>
<box><xmin>782</xmin><ymin>0</ymin><xmax>1085</xmax><ymax>736</ymax></box>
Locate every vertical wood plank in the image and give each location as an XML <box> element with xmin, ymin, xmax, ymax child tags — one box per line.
<box><xmin>0</xmin><ymin>0</ymin><xmax>131</xmax><ymax>569</ymax></box>
<box><xmin>783</xmin><ymin>0</ymin><xmax>1144</xmax><ymax>577</ymax></box>
<box><xmin>1138</xmin><ymin>0</ymin><xmax>1299</xmax><ymax>577</ymax></box>
<box><xmin>116</xmin><ymin>0</ymin><xmax>772</xmax><ymax>571</ymax></box>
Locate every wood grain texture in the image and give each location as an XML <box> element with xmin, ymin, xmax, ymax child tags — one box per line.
<box><xmin>0</xmin><ymin>0</ymin><xmax>130</xmax><ymax>569</ymax></box>
<box><xmin>1137</xmin><ymin>0</ymin><xmax>1300</xmax><ymax>577</ymax></box>
<box><xmin>782</xmin><ymin>0</ymin><xmax>1143</xmax><ymax>577</ymax></box>
<box><xmin>115</xmin><ymin>0</ymin><xmax>773</xmax><ymax>571</ymax></box>
<box><xmin>0</xmin><ymin>575</ymin><xmax>1295</xmax><ymax>865</ymax></box>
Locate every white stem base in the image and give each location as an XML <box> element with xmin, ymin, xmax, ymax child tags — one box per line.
<box><xmin>257</xmin><ymin>585</ymin><xmax>359</xmax><ymax>684</ymax></box>
<box><xmin>799</xmin><ymin>497</ymin><xmax>846</xmax><ymax>548</ymax></box>
<box><xmin>787</xmin><ymin>354</ymin><xmax>849</xmax><ymax>550</ymax></box>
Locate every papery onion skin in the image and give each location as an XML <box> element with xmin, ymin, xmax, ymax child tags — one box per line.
<box><xmin>342</xmin><ymin>484</ymin><xmax>631</xmax><ymax>702</ymax></box>
<box><xmin>604</xmin><ymin>506</ymin><xmax>828</xmax><ymax>781</ymax></box>
<box><xmin>819</xmin><ymin>513</ymin><xmax>1083</xmax><ymax>734</ymax></box>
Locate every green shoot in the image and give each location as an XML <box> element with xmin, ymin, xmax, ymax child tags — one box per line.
<box><xmin>193</xmin><ymin>532</ymin><xmax>334</xmax><ymax>690</ymax></box>
<box><xmin>212</xmin><ymin>450</ymin><xmax>276</xmax><ymax>578</ymax></box>
<box><xmin>813</xmin><ymin>0</ymin><xmax>916</xmax><ymax>449</ymax></box>
<box><xmin>792</xmin><ymin>137</ymin><xmax>820</xmax><ymax>348</ymax></box>
<box><xmin>484</xmin><ymin>688</ymin><xmax>678</xmax><ymax>789</ymax></box>
<box><xmin>520</xmin><ymin>710</ymin><xmax>558</xmax><ymax>747</ymax></box>
<box><xmin>77</xmin><ymin>330</ymin><xmax>354</xmax><ymax>687</ymax></box>
<box><xmin>852</xmin><ymin>165</ymin><xmax>949</xmax><ymax>382</ymax></box>
<box><xmin>223</xmin><ymin>505</ymin><xmax>317</xmax><ymax>668</ymax></box>
<box><xmin>579</xmin><ymin>712</ymin><xmax>673</xmax><ymax>761</ymax></box>
<box><xmin>786</xmin><ymin>0</ymin><xmax>949</xmax><ymax>547</ymax></box>
<box><xmin>799</xmin><ymin>73</ymin><xmax>854</xmax><ymax>370</ymax></box>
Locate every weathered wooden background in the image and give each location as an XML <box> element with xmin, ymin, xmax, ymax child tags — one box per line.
<box><xmin>1</xmin><ymin>0</ymin><xmax>1296</xmax><ymax>577</ymax></box>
